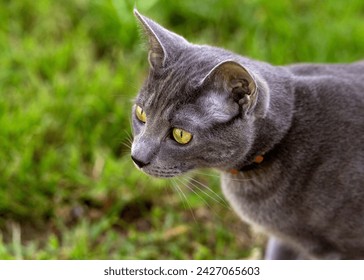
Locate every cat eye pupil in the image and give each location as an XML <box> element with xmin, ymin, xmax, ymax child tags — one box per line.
<box><xmin>135</xmin><ymin>105</ymin><xmax>147</xmax><ymax>123</ymax></box>
<box><xmin>172</xmin><ymin>128</ymin><xmax>192</xmax><ymax>145</ymax></box>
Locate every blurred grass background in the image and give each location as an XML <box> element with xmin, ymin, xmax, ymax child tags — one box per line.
<box><xmin>0</xmin><ymin>0</ymin><xmax>363</xmax><ymax>259</ymax></box>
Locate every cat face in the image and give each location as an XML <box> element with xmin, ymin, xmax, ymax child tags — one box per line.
<box><xmin>131</xmin><ymin>10</ymin><xmax>268</xmax><ymax>178</ymax></box>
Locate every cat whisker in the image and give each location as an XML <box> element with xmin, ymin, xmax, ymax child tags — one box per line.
<box><xmin>191</xmin><ymin>177</ymin><xmax>231</xmax><ymax>209</ymax></box>
<box><xmin>171</xmin><ymin>178</ymin><xmax>197</xmax><ymax>223</ymax></box>
<box><xmin>176</xmin><ymin>177</ymin><xmax>232</xmax><ymax>224</ymax></box>
<box><xmin>125</xmin><ymin>80</ymin><xmax>140</xmax><ymax>91</ymax></box>
<box><xmin>121</xmin><ymin>141</ymin><xmax>132</xmax><ymax>150</ymax></box>
<box><xmin>124</xmin><ymin>137</ymin><xmax>133</xmax><ymax>147</ymax></box>
<box><xmin>123</xmin><ymin>129</ymin><xmax>133</xmax><ymax>141</ymax></box>
<box><xmin>175</xmin><ymin>177</ymin><xmax>213</xmax><ymax>211</ymax></box>
<box><xmin>122</xmin><ymin>129</ymin><xmax>134</xmax><ymax>151</ymax></box>
<box><xmin>180</xmin><ymin>176</ymin><xmax>231</xmax><ymax>210</ymax></box>
<box><xmin>170</xmin><ymin>179</ymin><xmax>188</xmax><ymax>210</ymax></box>
<box><xmin>191</xmin><ymin>170</ymin><xmax>221</xmax><ymax>179</ymax></box>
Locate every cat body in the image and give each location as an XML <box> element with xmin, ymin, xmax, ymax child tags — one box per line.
<box><xmin>223</xmin><ymin>62</ymin><xmax>364</xmax><ymax>259</ymax></box>
<box><xmin>132</xmin><ymin>10</ymin><xmax>364</xmax><ymax>259</ymax></box>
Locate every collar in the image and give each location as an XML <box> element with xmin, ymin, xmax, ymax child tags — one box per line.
<box><xmin>229</xmin><ymin>154</ymin><xmax>264</xmax><ymax>175</ymax></box>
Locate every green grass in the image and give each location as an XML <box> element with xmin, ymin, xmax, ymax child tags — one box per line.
<box><xmin>0</xmin><ymin>0</ymin><xmax>363</xmax><ymax>259</ymax></box>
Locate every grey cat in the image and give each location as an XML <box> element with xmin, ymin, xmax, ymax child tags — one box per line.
<box><xmin>131</xmin><ymin>10</ymin><xmax>364</xmax><ymax>259</ymax></box>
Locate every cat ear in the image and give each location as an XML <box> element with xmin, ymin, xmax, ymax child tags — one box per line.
<box><xmin>134</xmin><ymin>9</ymin><xmax>188</xmax><ymax>70</ymax></box>
<box><xmin>201</xmin><ymin>60</ymin><xmax>260</xmax><ymax>113</ymax></box>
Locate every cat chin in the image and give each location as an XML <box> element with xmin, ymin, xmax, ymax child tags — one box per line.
<box><xmin>140</xmin><ymin>167</ymin><xmax>186</xmax><ymax>178</ymax></box>
<box><xmin>143</xmin><ymin>171</ymin><xmax>182</xmax><ymax>178</ymax></box>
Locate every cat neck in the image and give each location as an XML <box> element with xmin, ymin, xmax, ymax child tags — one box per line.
<box><xmin>235</xmin><ymin>64</ymin><xmax>295</xmax><ymax>173</ymax></box>
<box><xmin>229</xmin><ymin>141</ymin><xmax>279</xmax><ymax>174</ymax></box>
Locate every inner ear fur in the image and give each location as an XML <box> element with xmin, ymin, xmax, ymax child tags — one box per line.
<box><xmin>216</xmin><ymin>61</ymin><xmax>257</xmax><ymax>95</ymax></box>
<box><xmin>201</xmin><ymin>61</ymin><xmax>259</xmax><ymax>113</ymax></box>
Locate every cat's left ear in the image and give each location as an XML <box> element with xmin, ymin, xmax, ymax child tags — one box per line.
<box><xmin>134</xmin><ymin>9</ymin><xmax>188</xmax><ymax>70</ymax></box>
<box><xmin>201</xmin><ymin>60</ymin><xmax>266</xmax><ymax>115</ymax></box>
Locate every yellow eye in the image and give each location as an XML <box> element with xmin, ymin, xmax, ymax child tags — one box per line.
<box><xmin>172</xmin><ymin>128</ymin><xmax>192</xmax><ymax>144</ymax></box>
<box><xmin>135</xmin><ymin>105</ymin><xmax>147</xmax><ymax>123</ymax></box>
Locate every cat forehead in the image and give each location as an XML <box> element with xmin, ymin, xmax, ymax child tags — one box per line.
<box><xmin>173</xmin><ymin>92</ymin><xmax>239</xmax><ymax>126</ymax></box>
<box><xmin>137</xmin><ymin>88</ymin><xmax>238</xmax><ymax>131</ymax></box>
<box><xmin>138</xmin><ymin>72</ymin><xmax>195</xmax><ymax>111</ymax></box>
<box><xmin>138</xmin><ymin>65</ymin><xmax>200</xmax><ymax>108</ymax></box>
<box><xmin>138</xmin><ymin>47</ymin><xmax>230</xmax><ymax>99</ymax></box>
<box><xmin>147</xmin><ymin>45</ymin><xmax>235</xmax><ymax>85</ymax></box>
<box><xmin>136</xmin><ymin>45</ymin><xmax>241</xmax><ymax>121</ymax></box>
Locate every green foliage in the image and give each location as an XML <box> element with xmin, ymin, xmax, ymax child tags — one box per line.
<box><xmin>0</xmin><ymin>0</ymin><xmax>363</xmax><ymax>259</ymax></box>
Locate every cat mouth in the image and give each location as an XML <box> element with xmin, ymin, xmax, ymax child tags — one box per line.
<box><xmin>138</xmin><ymin>166</ymin><xmax>185</xmax><ymax>178</ymax></box>
<box><xmin>145</xmin><ymin>169</ymin><xmax>182</xmax><ymax>178</ymax></box>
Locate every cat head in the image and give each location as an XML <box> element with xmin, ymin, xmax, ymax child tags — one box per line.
<box><xmin>131</xmin><ymin>10</ymin><xmax>270</xmax><ymax>177</ymax></box>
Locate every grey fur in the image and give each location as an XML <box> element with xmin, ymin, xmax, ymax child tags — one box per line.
<box><xmin>131</xmin><ymin>10</ymin><xmax>364</xmax><ymax>259</ymax></box>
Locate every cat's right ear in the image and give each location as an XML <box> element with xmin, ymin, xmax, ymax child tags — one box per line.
<box><xmin>134</xmin><ymin>9</ymin><xmax>188</xmax><ymax>70</ymax></box>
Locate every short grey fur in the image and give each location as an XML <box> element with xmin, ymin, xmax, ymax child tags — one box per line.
<box><xmin>131</xmin><ymin>10</ymin><xmax>364</xmax><ymax>259</ymax></box>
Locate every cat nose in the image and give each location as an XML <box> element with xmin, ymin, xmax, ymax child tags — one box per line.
<box><xmin>131</xmin><ymin>156</ymin><xmax>150</xmax><ymax>169</ymax></box>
